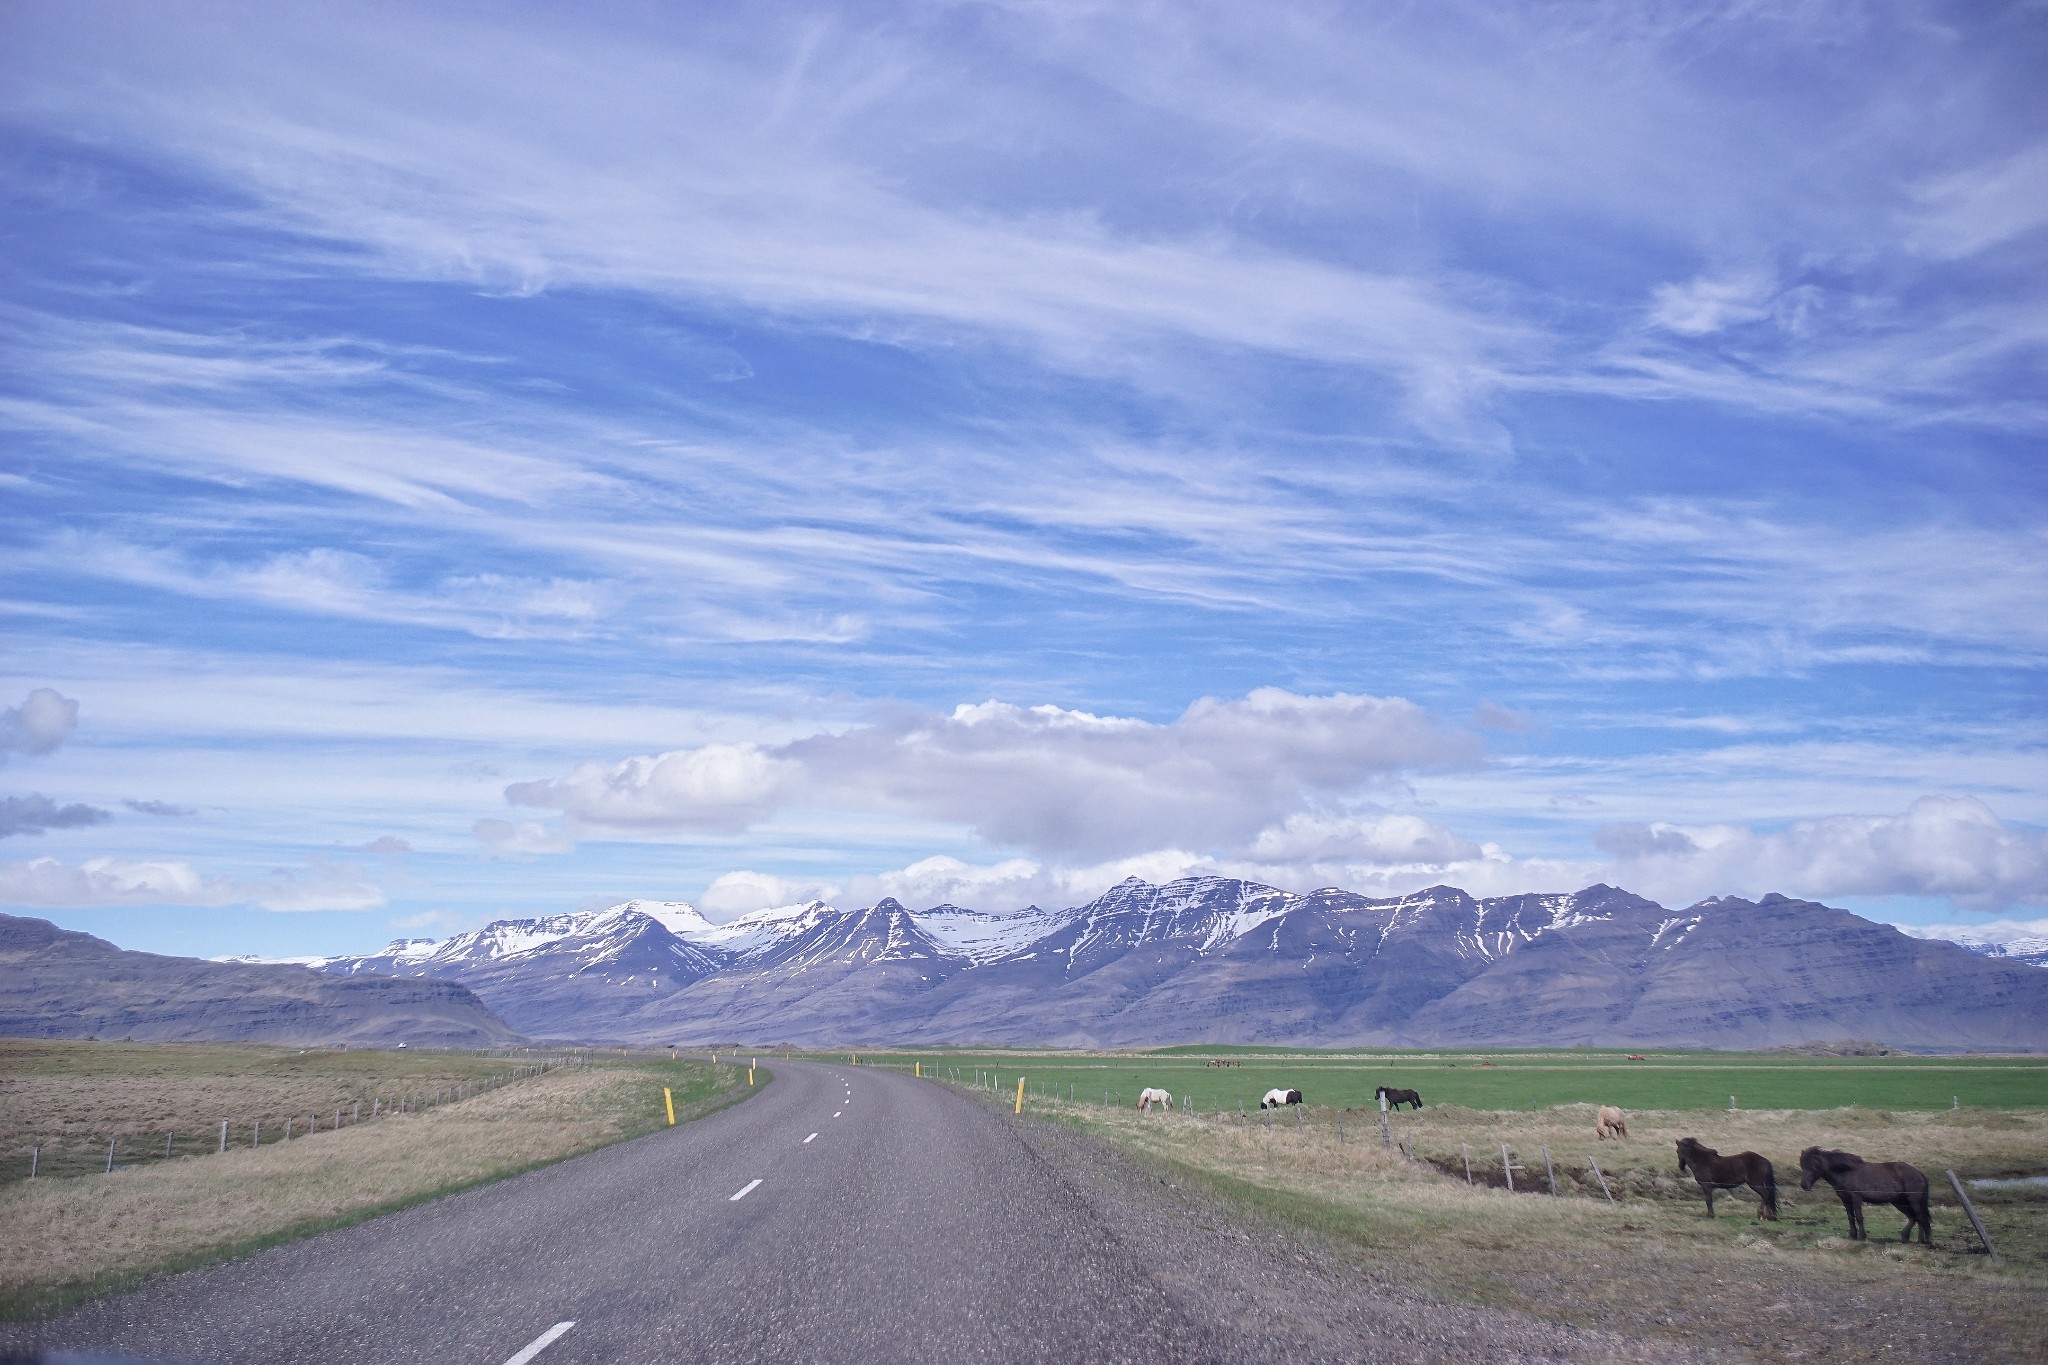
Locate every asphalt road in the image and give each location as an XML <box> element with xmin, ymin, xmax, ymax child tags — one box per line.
<box><xmin>11</xmin><ymin>1062</ymin><xmax>1229</xmax><ymax>1364</ymax></box>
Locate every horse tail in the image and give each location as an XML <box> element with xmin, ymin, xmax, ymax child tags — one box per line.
<box><xmin>1762</xmin><ymin>1164</ymin><xmax>1780</xmax><ymax>1218</ymax></box>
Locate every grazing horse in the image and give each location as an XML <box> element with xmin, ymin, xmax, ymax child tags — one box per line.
<box><xmin>1675</xmin><ymin>1138</ymin><xmax>1778</xmax><ymax>1219</ymax></box>
<box><xmin>1260</xmin><ymin>1088</ymin><xmax>1304</xmax><ymax>1109</ymax></box>
<box><xmin>1799</xmin><ymin>1147</ymin><xmax>1931</xmax><ymax>1245</ymax></box>
<box><xmin>1137</xmin><ymin>1087</ymin><xmax>1173</xmax><ymax>1113</ymax></box>
<box><xmin>1375</xmin><ymin>1086</ymin><xmax>1424</xmax><ymax>1111</ymax></box>
<box><xmin>1594</xmin><ymin>1106</ymin><xmax>1628</xmax><ymax>1140</ymax></box>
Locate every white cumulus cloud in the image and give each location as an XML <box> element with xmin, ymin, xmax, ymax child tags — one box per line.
<box><xmin>1593</xmin><ymin>796</ymin><xmax>2048</xmax><ymax>911</ymax></box>
<box><xmin>504</xmin><ymin>742</ymin><xmax>795</xmax><ymax>834</ymax></box>
<box><xmin>2</xmin><ymin>687</ymin><xmax>79</xmax><ymax>760</ymax></box>
<box><xmin>509</xmin><ymin>689</ymin><xmax>1475</xmax><ymax>862</ymax></box>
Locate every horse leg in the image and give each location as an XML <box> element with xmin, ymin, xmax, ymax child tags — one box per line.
<box><xmin>1894</xmin><ymin>1196</ymin><xmax>1925</xmax><ymax>1244</ymax></box>
<box><xmin>1702</xmin><ymin>1184</ymin><xmax>1715</xmax><ymax>1217</ymax></box>
<box><xmin>1847</xmin><ymin>1194</ymin><xmax>1865</xmax><ymax>1240</ymax></box>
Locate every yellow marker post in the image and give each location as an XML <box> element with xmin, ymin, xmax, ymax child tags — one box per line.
<box><xmin>1014</xmin><ymin>1076</ymin><xmax>1026</xmax><ymax>1114</ymax></box>
<box><xmin>663</xmin><ymin>1087</ymin><xmax>676</xmax><ymax>1126</ymax></box>
<box><xmin>914</xmin><ymin>1061</ymin><xmax>921</xmax><ymax>1078</ymax></box>
<box><xmin>748</xmin><ymin>1067</ymin><xmax>755</xmax><ymax>1087</ymax></box>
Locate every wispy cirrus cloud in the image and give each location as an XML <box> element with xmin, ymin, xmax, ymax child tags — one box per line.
<box><xmin>1</xmin><ymin>3</ymin><xmax>2040</xmax><ymax>949</ymax></box>
<box><xmin>0</xmin><ymin>854</ymin><xmax>384</xmax><ymax>911</ymax></box>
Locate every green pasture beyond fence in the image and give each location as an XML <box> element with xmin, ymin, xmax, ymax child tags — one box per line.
<box><xmin>820</xmin><ymin>1048</ymin><xmax>2048</xmax><ymax>1112</ymax></box>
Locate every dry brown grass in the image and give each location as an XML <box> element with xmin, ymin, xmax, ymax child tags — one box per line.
<box><xmin>1022</xmin><ymin>1096</ymin><xmax>2048</xmax><ymax>1363</ymax></box>
<box><xmin>0</xmin><ymin>1038</ymin><xmax>557</xmax><ymax>1182</ymax></box>
<box><xmin>0</xmin><ymin>1053</ymin><xmax>747</xmax><ymax>1318</ymax></box>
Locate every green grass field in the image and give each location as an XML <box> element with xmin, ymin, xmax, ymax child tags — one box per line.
<box><xmin>825</xmin><ymin>1046</ymin><xmax>2048</xmax><ymax>1112</ymax></box>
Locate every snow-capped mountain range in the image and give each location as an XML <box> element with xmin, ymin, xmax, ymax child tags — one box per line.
<box><xmin>297</xmin><ymin>876</ymin><xmax>2048</xmax><ymax>1049</ymax></box>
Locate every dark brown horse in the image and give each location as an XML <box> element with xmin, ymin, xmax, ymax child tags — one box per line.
<box><xmin>1675</xmin><ymin>1138</ymin><xmax>1778</xmax><ymax>1219</ymax></box>
<box><xmin>1799</xmin><ymin>1147</ymin><xmax>1931</xmax><ymax>1244</ymax></box>
<box><xmin>1375</xmin><ymin>1086</ymin><xmax>1423</xmax><ymax>1111</ymax></box>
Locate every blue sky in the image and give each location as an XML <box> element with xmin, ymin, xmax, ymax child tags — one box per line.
<box><xmin>2</xmin><ymin>1</ymin><xmax>2044</xmax><ymax>959</ymax></box>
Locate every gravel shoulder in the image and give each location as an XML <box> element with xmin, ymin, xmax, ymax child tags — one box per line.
<box><xmin>993</xmin><ymin>1098</ymin><xmax>1699</xmax><ymax>1364</ymax></box>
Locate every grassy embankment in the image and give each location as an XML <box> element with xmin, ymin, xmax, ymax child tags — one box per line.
<box><xmin>0</xmin><ymin>1039</ymin><xmax>759</xmax><ymax>1320</ymax></box>
<box><xmin>862</xmin><ymin>1047</ymin><xmax>2048</xmax><ymax>1363</ymax></box>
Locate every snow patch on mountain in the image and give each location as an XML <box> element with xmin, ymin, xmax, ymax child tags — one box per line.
<box><xmin>911</xmin><ymin>902</ymin><xmax>1080</xmax><ymax>963</ymax></box>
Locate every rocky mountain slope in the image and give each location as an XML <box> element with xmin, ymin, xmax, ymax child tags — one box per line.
<box><xmin>1945</xmin><ymin>934</ymin><xmax>2048</xmax><ymax>970</ymax></box>
<box><xmin>305</xmin><ymin>878</ymin><xmax>2048</xmax><ymax>1049</ymax></box>
<box><xmin>0</xmin><ymin>913</ymin><xmax>519</xmax><ymax>1046</ymax></box>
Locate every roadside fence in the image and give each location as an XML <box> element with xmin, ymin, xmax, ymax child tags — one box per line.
<box><xmin>13</xmin><ymin>1052</ymin><xmax>590</xmax><ymax>1184</ymax></box>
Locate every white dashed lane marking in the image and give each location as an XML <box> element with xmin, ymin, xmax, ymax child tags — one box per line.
<box><xmin>803</xmin><ymin>1132</ymin><xmax>818</xmax><ymax>1144</ymax></box>
<box><xmin>833</xmin><ymin>1111</ymin><xmax>842</xmax><ymax>1119</ymax></box>
<box><xmin>503</xmin><ymin>1322</ymin><xmax>575</xmax><ymax>1365</ymax></box>
<box><xmin>730</xmin><ymin>1179</ymin><xmax>763</xmax><ymax>1202</ymax></box>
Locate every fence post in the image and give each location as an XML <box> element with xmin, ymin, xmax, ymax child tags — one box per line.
<box><xmin>105</xmin><ymin>1138</ymin><xmax>116</xmax><ymax>1174</ymax></box>
<box><xmin>1402</xmin><ymin>1131</ymin><xmax>1414</xmax><ymax>1162</ymax></box>
<box><xmin>1502</xmin><ymin>1144</ymin><xmax>1515</xmax><ymax>1193</ymax></box>
<box><xmin>285</xmin><ymin>1117</ymin><xmax>294</xmax><ymax>1141</ymax></box>
<box><xmin>252</xmin><ymin>1120</ymin><xmax>260</xmax><ymax>1149</ymax></box>
<box><xmin>1729</xmin><ymin>1094</ymin><xmax>1736</xmax><ymax>1112</ymax></box>
<box><xmin>1378</xmin><ymin>1092</ymin><xmax>1391</xmax><ymax>1149</ymax></box>
<box><xmin>1946</xmin><ymin>1170</ymin><xmax>1998</xmax><ymax>1261</ymax></box>
<box><xmin>1542</xmin><ymin>1146</ymin><xmax>1556</xmax><ymax>1196</ymax></box>
<box><xmin>165</xmin><ymin>1131</ymin><xmax>174</xmax><ymax>1158</ymax></box>
<box><xmin>219</xmin><ymin>1119</ymin><xmax>228</xmax><ymax>1153</ymax></box>
<box><xmin>1589</xmin><ymin>1155</ymin><xmax>1616</xmax><ymax>1205</ymax></box>
<box><xmin>1462</xmin><ymin>1144</ymin><xmax>1473</xmax><ymax>1185</ymax></box>
<box><xmin>30</xmin><ymin>1145</ymin><xmax>39</xmax><ymax>1179</ymax></box>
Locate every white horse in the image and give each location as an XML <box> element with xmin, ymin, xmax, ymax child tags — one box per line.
<box><xmin>1138</xmin><ymin>1087</ymin><xmax>1174</xmax><ymax>1112</ymax></box>
<box><xmin>1260</xmin><ymin>1087</ymin><xmax>1303</xmax><ymax>1109</ymax></box>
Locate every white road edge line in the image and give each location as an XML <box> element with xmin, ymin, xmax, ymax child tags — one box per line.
<box><xmin>804</xmin><ymin>1132</ymin><xmax>818</xmax><ymax>1144</ymax></box>
<box><xmin>503</xmin><ymin>1322</ymin><xmax>575</xmax><ymax>1365</ymax></box>
<box><xmin>730</xmin><ymin>1178</ymin><xmax>764</xmax><ymax>1202</ymax></box>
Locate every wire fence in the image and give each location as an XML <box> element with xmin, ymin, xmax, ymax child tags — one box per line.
<box><xmin>11</xmin><ymin>1054</ymin><xmax>590</xmax><ymax>1184</ymax></box>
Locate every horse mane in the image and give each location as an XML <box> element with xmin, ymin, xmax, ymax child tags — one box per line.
<box><xmin>1805</xmin><ymin>1146</ymin><xmax>1865</xmax><ymax>1172</ymax></box>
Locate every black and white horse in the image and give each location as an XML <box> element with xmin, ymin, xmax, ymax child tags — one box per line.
<box><xmin>1260</xmin><ymin>1088</ymin><xmax>1304</xmax><ymax>1109</ymax></box>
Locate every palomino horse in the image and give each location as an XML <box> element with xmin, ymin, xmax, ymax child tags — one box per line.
<box><xmin>1260</xmin><ymin>1088</ymin><xmax>1303</xmax><ymax>1109</ymax></box>
<box><xmin>1137</xmin><ymin>1087</ymin><xmax>1173</xmax><ymax>1113</ymax></box>
<box><xmin>1799</xmin><ymin>1147</ymin><xmax>1931</xmax><ymax>1244</ymax></box>
<box><xmin>1675</xmin><ymin>1137</ymin><xmax>1778</xmax><ymax>1219</ymax></box>
<box><xmin>1594</xmin><ymin>1106</ymin><xmax>1628</xmax><ymax>1140</ymax></box>
<box><xmin>1375</xmin><ymin>1086</ymin><xmax>1423</xmax><ymax>1111</ymax></box>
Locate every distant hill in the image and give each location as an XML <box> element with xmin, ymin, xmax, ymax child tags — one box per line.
<box><xmin>302</xmin><ymin>878</ymin><xmax>2048</xmax><ymax>1050</ymax></box>
<box><xmin>0</xmin><ymin>913</ymin><xmax>520</xmax><ymax>1047</ymax></box>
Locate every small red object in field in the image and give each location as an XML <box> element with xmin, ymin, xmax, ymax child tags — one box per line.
<box><xmin>1627</xmin><ymin>1054</ymin><xmax>1647</xmax><ymax>1061</ymax></box>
